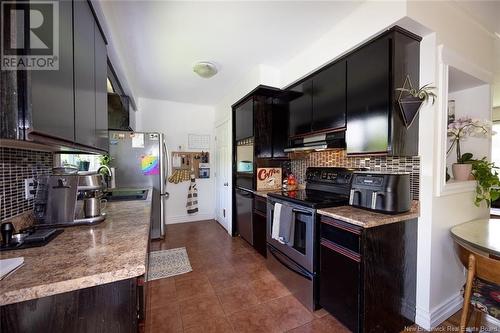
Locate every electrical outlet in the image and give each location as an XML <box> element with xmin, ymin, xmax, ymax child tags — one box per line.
<box><xmin>25</xmin><ymin>178</ymin><xmax>35</xmax><ymax>200</ymax></box>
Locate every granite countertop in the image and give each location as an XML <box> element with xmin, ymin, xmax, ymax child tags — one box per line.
<box><xmin>450</xmin><ymin>218</ymin><xmax>500</xmax><ymax>257</ymax></box>
<box><xmin>0</xmin><ymin>196</ymin><xmax>152</xmax><ymax>306</ymax></box>
<box><xmin>317</xmin><ymin>201</ymin><xmax>420</xmax><ymax>228</ymax></box>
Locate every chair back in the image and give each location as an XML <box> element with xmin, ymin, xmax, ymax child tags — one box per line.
<box><xmin>455</xmin><ymin>242</ymin><xmax>500</xmax><ymax>285</ymax></box>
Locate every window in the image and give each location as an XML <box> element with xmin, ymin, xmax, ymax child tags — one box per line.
<box><xmin>57</xmin><ymin>154</ymin><xmax>104</xmax><ymax>172</ymax></box>
<box><xmin>493</xmin><ymin>122</ymin><xmax>500</xmax><ymax>167</ymax></box>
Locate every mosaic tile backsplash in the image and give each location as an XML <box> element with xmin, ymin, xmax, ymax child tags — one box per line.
<box><xmin>291</xmin><ymin>150</ymin><xmax>420</xmax><ymax>200</ymax></box>
<box><xmin>0</xmin><ymin>147</ymin><xmax>53</xmax><ymax>220</ymax></box>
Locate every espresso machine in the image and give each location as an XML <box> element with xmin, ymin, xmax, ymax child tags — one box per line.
<box><xmin>35</xmin><ymin>168</ymin><xmax>107</xmax><ymax>226</ymax></box>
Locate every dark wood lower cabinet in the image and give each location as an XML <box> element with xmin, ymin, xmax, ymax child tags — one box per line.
<box><xmin>252</xmin><ymin>196</ymin><xmax>268</xmax><ymax>258</ymax></box>
<box><xmin>1</xmin><ymin>278</ymin><xmax>140</xmax><ymax>333</ymax></box>
<box><xmin>319</xmin><ymin>217</ymin><xmax>417</xmax><ymax>333</ymax></box>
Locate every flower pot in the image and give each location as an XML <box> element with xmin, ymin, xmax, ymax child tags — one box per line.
<box><xmin>452</xmin><ymin>163</ymin><xmax>472</xmax><ymax>181</ymax></box>
<box><xmin>398</xmin><ymin>95</ymin><xmax>423</xmax><ymax>128</ymax></box>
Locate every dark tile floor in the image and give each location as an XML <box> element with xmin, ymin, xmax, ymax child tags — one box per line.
<box><xmin>146</xmin><ymin>220</ymin><xmax>470</xmax><ymax>333</ymax></box>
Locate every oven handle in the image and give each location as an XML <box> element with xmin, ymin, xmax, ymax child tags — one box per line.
<box><xmin>292</xmin><ymin>208</ymin><xmax>312</xmax><ymax>215</ymax></box>
<box><xmin>268</xmin><ymin>246</ymin><xmax>312</xmax><ymax>280</ymax></box>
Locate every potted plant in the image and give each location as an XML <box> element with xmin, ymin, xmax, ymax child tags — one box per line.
<box><xmin>471</xmin><ymin>158</ymin><xmax>500</xmax><ymax>207</ymax></box>
<box><xmin>447</xmin><ymin>117</ymin><xmax>493</xmax><ymax>181</ymax></box>
<box><xmin>396</xmin><ymin>76</ymin><xmax>437</xmax><ymax>128</ymax></box>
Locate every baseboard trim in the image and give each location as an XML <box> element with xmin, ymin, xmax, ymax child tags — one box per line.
<box><xmin>166</xmin><ymin>213</ymin><xmax>214</xmax><ymax>224</ymax></box>
<box><xmin>416</xmin><ymin>292</ymin><xmax>463</xmax><ymax>330</ymax></box>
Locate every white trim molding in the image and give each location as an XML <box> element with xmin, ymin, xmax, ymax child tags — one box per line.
<box><xmin>416</xmin><ymin>292</ymin><xmax>463</xmax><ymax>330</ymax></box>
<box><xmin>166</xmin><ymin>213</ymin><xmax>215</xmax><ymax>224</ymax></box>
<box><xmin>434</xmin><ymin>45</ymin><xmax>492</xmax><ymax>197</ymax></box>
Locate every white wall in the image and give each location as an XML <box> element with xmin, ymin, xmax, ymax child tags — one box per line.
<box><xmin>136</xmin><ymin>98</ymin><xmax>216</xmax><ymax>224</ymax></box>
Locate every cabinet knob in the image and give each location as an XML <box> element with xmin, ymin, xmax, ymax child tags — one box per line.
<box><xmin>224</xmin><ymin>182</ymin><xmax>229</xmax><ymax>186</ymax></box>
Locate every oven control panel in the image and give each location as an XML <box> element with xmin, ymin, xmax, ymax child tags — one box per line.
<box><xmin>306</xmin><ymin>167</ymin><xmax>354</xmax><ymax>185</ymax></box>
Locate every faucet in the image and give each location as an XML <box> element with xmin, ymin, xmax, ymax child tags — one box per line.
<box><xmin>97</xmin><ymin>165</ymin><xmax>112</xmax><ymax>188</ymax></box>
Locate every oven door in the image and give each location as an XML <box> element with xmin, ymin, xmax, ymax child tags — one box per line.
<box><xmin>266</xmin><ymin>198</ymin><xmax>315</xmax><ymax>272</ymax></box>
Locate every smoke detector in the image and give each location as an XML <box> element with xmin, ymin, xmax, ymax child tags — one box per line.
<box><xmin>193</xmin><ymin>61</ymin><xmax>218</xmax><ymax>78</ymax></box>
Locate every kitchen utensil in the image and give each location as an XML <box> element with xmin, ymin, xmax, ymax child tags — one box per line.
<box><xmin>1</xmin><ymin>222</ymin><xmax>15</xmax><ymax>246</ymax></box>
<box><xmin>83</xmin><ymin>198</ymin><xmax>107</xmax><ymax>218</ymax></box>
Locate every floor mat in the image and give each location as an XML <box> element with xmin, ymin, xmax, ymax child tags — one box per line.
<box><xmin>147</xmin><ymin>247</ymin><xmax>192</xmax><ymax>281</ymax></box>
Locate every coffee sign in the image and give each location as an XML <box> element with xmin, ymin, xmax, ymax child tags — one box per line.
<box><xmin>256</xmin><ymin>167</ymin><xmax>282</xmax><ymax>191</ymax></box>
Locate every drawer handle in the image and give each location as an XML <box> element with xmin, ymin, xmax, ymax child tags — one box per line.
<box><xmin>321</xmin><ymin>238</ymin><xmax>361</xmax><ymax>262</ymax></box>
<box><xmin>321</xmin><ymin>217</ymin><xmax>362</xmax><ymax>235</ymax></box>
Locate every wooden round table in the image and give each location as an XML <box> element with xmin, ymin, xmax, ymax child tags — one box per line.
<box><xmin>451</xmin><ymin>218</ymin><xmax>500</xmax><ymax>260</ymax></box>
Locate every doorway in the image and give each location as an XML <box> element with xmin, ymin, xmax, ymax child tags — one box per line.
<box><xmin>215</xmin><ymin>120</ymin><xmax>231</xmax><ymax>233</ymax></box>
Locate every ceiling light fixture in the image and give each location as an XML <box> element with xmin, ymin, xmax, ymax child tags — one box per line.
<box><xmin>193</xmin><ymin>61</ymin><xmax>218</xmax><ymax>78</ymax></box>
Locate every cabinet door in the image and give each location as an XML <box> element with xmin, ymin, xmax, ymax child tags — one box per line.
<box><xmin>30</xmin><ymin>0</ymin><xmax>74</xmax><ymax>141</ymax></box>
<box><xmin>288</xmin><ymin>80</ymin><xmax>312</xmax><ymax>137</ymax></box>
<box><xmin>252</xmin><ymin>211</ymin><xmax>267</xmax><ymax>257</ymax></box>
<box><xmin>94</xmin><ymin>24</ymin><xmax>108</xmax><ymax>151</ymax></box>
<box><xmin>234</xmin><ymin>99</ymin><xmax>253</xmax><ymax>141</ymax></box>
<box><xmin>346</xmin><ymin>37</ymin><xmax>390</xmax><ymax>154</ymax></box>
<box><xmin>254</xmin><ymin>96</ymin><xmax>272</xmax><ymax>158</ymax></box>
<box><xmin>320</xmin><ymin>241</ymin><xmax>361</xmax><ymax>333</ymax></box>
<box><xmin>74</xmin><ymin>0</ymin><xmax>96</xmax><ymax>147</ymax></box>
<box><xmin>312</xmin><ymin>61</ymin><xmax>346</xmax><ymax>132</ymax></box>
<box><xmin>271</xmin><ymin>99</ymin><xmax>288</xmax><ymax>158</ymax></box>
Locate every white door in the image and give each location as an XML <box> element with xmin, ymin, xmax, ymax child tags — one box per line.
<box><xmin>216</xmin><ymin>121</ymin><xmax>230</xmax><ymax>232</ymax></box>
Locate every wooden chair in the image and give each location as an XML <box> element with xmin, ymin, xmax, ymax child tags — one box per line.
<box><xmin>455</xmin><ymin>242</ymin><xmax>500</xmax><ymax>332</ymax></box>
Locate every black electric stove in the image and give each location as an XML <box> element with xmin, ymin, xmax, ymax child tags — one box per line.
<box><xmin>267</xmin><ymin>167</ymin><xmax>360</xmax><ymax>209</ymax></box>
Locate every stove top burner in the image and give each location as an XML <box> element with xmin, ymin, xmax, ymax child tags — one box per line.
<box><xmin>268</xmin><ymin>189</ymin><xmax>349</xmax><ymax>209</ymax></box>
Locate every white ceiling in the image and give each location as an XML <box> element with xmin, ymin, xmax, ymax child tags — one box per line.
<box><xmin>99</xmin><ymin>1</ymin><xmax>363</xmax><ymax>106</ymax></box>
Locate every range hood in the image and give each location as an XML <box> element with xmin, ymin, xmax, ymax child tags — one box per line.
<box><xmin>284</xmin><ymin>131</ymin><xmax>346</xmax><ymax>153</ymax></box>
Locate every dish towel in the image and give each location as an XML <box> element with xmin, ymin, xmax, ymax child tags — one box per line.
<box><xmin>186</xmin><ymin>172</ymin><xmax>198</xmax><ymax>215</ymax></box>
<box><xmin>278</xmin><ymin>204</ymin><xmax>295</xmax><ymax>246</ymax></box>
<box><xmin>271</xmin><ymin>203</ymin><xmax>282</xmax><ymax>241</ymax></box>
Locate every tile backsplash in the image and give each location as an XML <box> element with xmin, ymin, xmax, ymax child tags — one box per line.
<box><xmin>291</xmin><ymin>150</ymin><xmax>420</xmax><ymax>199</ymax></box>
<box><xmin>0</xmin><ymin>147</ymin><xmax>53</xmax><ymax>220</ymax></box>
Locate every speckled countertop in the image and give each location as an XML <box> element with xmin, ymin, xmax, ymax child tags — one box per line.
<box><xmin>0</xmin><ymin>196</ymin><xmax>151</xmax><ymax>306</ymax></box>
<box><xmin>317</xmin><ymin>201</ymin><xmax>420</xmax><ymax>228</ymax></box>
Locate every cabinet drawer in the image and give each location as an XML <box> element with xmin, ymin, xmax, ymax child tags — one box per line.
<box><xmin>320</xmin><ymin>217</ymin><xmax>362</xmax><ymax>255</ymax></box>
<box><xmin>254</xmin><ymin>196</ymin><xmax>267</xmax><ymax>214</ymax></box>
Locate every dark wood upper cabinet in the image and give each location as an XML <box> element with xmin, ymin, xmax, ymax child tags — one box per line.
<box><xmin>74</xmin><ymin>0</ymin><xmax>96</xmax><ymax>148</ymax></box>
<box><xmin>288</xmin><ymin>80</ymin><xmax>313</xmax><ymax>137</ymax></box>
<box><xmin>346</xmin><ymin>37</ymin><xmax>390</xmax><ymax>155</ymax></box>
<box><xmin>234</xmin><ymin>99</ymin><xmax>254</xmax><ymax>141</ymax></box>
<box><xmin>312</xmin><ymin>60</ymin><xmax>346</xmax><ymax>132</ymax></box>
<box><xmin>94</xmin><ymin>22</ymin><xmax>109</xmax><ymax>151</ymax></box>
<box><xmin>29</xmin><ymin>0</ymin><xmax>74</xmax><ymax>142</ymax></box>
<box><xmin>346</xmin><ymin>29</ymin><xmax>420</xmax><ymax>156</ymax></box>
<box><xmin>233</xmin><ymin>86</ymin><xmax>291</xmax><ymax>159</ymax></box>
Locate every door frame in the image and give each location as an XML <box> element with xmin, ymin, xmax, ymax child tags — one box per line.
<box><xmin>215</xmin><ymin>119</ymin><xmax>232</xmax><ymax>234</ymax></box>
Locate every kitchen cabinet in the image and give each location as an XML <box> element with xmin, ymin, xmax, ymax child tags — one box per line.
<box><xmin>346</xmin><ymin>29</ymin><xmax>420</xmax><ymax>156</ymax></box>
<box><xmin>1</xmin><ymin>278</ymin><xmax>140</xmax><ymax>332</ymax></box>
<box><xmin>312</xmin><ymin>60</ymin><xmax>346</xmax><ymax>132</ymax></box>
<box><xmin>0</xmin><ymin>0</ymin><xmax>108</xmax><ymax>153</ymax></box>
<box><xmin>29</xmin><ymin>0</ymin><xmax>74</xmax><ymax>142</ymax></box>
<box><xmin>288</xmin><ymin>60</ymin><xmax>346</xmax><ymax>138</ymax></box>
<box><xmin>252</xmin><ymin>196</ymin><xmax>267</xmax><ymax>257</ymax></box>
<box><xmin>94</xmin><ymin>22</ymin><xmax>109</xmax><ymax>151</ymax></box>
<box><xmin>74</xmin><ymin>0</ymin><xmax>97</xmax><ymax>148</ymax></box>
<box><xmin>234</xmin><ymin>99</ymin><xmax>254</xmax><ymax>141</ymax></box>
<box><xmin>319</xmin><ymin>216</ymin><xmax>417</xmax><ymax>333</ymax></box>
<box><xmin>288</xmin><ymin>80</ymin><xmax>312</xmax><ymax>137</ymax></box>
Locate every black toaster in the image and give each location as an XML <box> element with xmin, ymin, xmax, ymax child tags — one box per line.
<box><xmin>349</xmin><ymin>172</ymin><xmax>411</xmax><ymax>214</ymax></box>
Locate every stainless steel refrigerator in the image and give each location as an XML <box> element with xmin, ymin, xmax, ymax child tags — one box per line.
<box><xmin>108</xmin><ymin>131</ymin><xmax>170</xmax><ymax>239</ymax></box>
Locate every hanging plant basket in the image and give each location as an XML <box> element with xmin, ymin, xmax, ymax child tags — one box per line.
<box><xmin>398</xmin><ymin>95</ymin><xmax>423</xmax><ymax>128</ymax></box>
<box><xmin>396</xmin><ymin>75</ymin><xmax>436</xmax><ymax>128</ymax></box>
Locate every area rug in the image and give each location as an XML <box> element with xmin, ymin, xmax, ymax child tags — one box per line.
<box><xmin>147</xmin><ymin>247</ymin><xmax>192</xmax><ymax>281</ymax></box>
